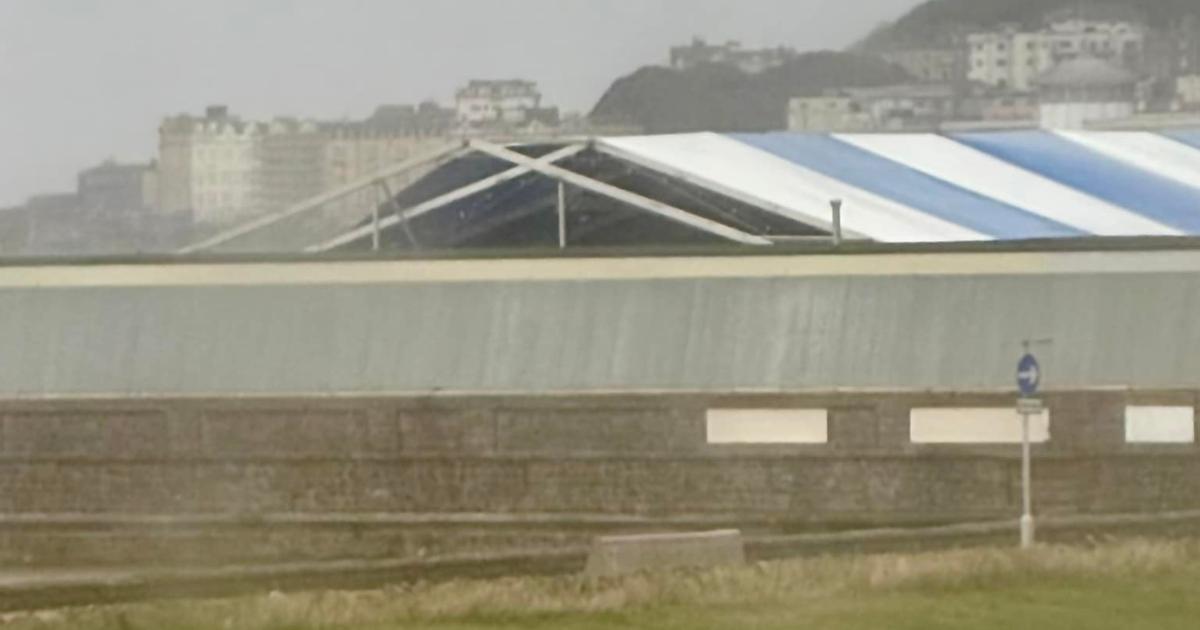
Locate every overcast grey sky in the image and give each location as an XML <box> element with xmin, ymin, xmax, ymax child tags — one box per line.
<box><xmin>0</xmin><ymin>0</ymin><xmax>919</xmax><ymax>207</ymax></box>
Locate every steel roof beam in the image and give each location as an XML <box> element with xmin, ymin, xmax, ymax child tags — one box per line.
<box><xmin>468</xmin><ymin>140</ymin><xmax>773</xmax><ymax>246</ymax></box>
<box><xmin>307</xmin><ymin>143</ymin><xmax>587</xmax><ymax>252</ymax></box>
<box><xmin>179</xmin><ymin>142</ymin><xmax>469</xmax><ymax>254</ymax></box>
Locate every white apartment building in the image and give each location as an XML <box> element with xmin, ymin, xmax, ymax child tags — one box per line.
<box><xmin>455</xmin><ymin>80</ymin><xmax>543</xmax><ymax>126</ymax></box>
<box><xmin>787</xmin><ymin>96</ymin><xmax>874</xmax><ymax>132</ymax></box>
<box><xmin>670</xmin><ymin>38</ymin><xmax>796</xmax><ymax>74</ymax></box>
<box><xmin>160</xmin><ymin>104</ymin><xmax>460</xmax><ymax>230</ymax></box>
<box><xmin>158</xmin><ymin>106</ymin><xmax>263</xmax><ymax>227</ymax></box>
<box><xmin>1044</xmin><ymin>17</ymin><xmax>1145</xmax><ymax>65</ymax></box>
<box><xmin>321</xmin><ymin>110</ymin><xmax>456</xmax><ymax>221</ymax></box>
<box><xmin>968</xmin><ymin>18</ymin><xmax>1147</xmax><ymax>92</ymax></box>
<box><xmin>968</xmin><ymin>27</ymin><xmax>1056</xmax><ymax>91</ymax></box>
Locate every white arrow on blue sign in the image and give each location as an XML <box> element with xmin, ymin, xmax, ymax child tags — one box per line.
<box><xmin>1017</xmin><ymin>353</ymin><xmax>1041</xmax><ymax>397</ymax></box>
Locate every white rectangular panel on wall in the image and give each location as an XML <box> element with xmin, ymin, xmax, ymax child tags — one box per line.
<box><xmin>706</xmin><ymin>409</ymin><xmax>828</xmax><ymax>445</ymax></box>
<box><xmin>910</xmin><ymin>408</ymin><xmax>1050</xmax><ymax>444</ymax></box>
<box><xmin>1125</xmin><ymin>407</ymin><xmax>1195</xmax><ymax>444</ymax></box>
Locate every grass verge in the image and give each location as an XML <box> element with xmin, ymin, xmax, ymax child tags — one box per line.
<box><xmin>3</xmin><ymin>537</ymin><xmax>1199</xmax><ymax>629</ymax></box>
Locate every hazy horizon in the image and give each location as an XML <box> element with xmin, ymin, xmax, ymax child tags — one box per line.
<box><xmin>0</xmin><ymin>0</ymin><xmax>920</xmax><ymax>207</ymax></box>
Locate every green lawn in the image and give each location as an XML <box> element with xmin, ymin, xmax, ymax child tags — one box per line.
<box><xmin>9</xmin><ymin>539</ymin><xmax>1200</xmax><ymax>630</ymax></box>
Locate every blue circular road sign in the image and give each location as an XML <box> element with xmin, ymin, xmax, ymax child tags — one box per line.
<box><xmin>1017</xmin><ymin>353</ymin><xmax>1041</xmax><ymax>397</ymax></box>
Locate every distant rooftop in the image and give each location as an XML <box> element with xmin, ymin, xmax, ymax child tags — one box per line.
<box><xmin>457</xmin><ymin>80</ymin><xmax>540</xmax><ymax>98</ymax></box>
<box><xmin>841</xmin><ymin>83</ymin><xmax>957</xmax><ymax>99</ymax></box>
<box><xmin>1035</xmin><ymin>57</ymin><xmax>1137</xmax><ymax>88</ymax></box>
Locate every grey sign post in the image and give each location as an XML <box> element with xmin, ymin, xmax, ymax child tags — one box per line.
<box><xmin>1016</xmin><ymin>351</ymin><xmax>1042</xmax><ymax>549</ymax></box>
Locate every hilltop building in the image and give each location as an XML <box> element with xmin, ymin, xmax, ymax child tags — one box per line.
<box><xmin>967</xmin><ymin>15</ymin><xmax>1146</xmax><ymax>92</ymax></box>
<box><xmin>1042</xmin><ymin>11</ymin><xmax>1146</xmax><ymax>67</ymax></box>
<box><xmin>669</xmin><ymin>38</ymin><xmax>796</xmax><ymax>74</ymax></box>
<box><xmin>455</xmin><ymin>80</ymin><xmax>558</xmax><ymax>129</ymax></box>
<box><xmin>967</xmin><ymin>26</ymin><xmax>1058</xmax><ymax>91</ymax></box>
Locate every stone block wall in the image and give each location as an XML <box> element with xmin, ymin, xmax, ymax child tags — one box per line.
<box><xmin>0</xmin><ymin>390</ymin><xmax>1195</xmax><ymax>567</ymax></box>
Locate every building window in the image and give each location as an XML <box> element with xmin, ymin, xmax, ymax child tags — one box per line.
<box><xmin>706</xmin><ymin>409</ymin><xmax>828</xmax><ymax>445</ymax></box>
<box><xmin>1125</xmin><ymin>407</ymin><xmax>1195</xmax><ymax>444</ymax></box>
<box><xmin>910</xmin><ymin>408</ymin><xmax>1050</xmax><ymax>444</ymax></box>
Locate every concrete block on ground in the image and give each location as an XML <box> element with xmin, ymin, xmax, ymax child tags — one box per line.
<box><xmin>584</xmin><ymin>529</ymin><xmax>745</xmax><ymax>578</ymax></box>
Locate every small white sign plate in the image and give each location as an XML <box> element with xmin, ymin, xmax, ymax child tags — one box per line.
<box><xmin>1017</xmin><ymin>398</ymin><xmax>1044</xmax><ymax>415</ymax></box>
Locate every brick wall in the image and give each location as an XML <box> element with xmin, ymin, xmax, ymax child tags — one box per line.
<box><xmin>0</xmin><ymin>390</ymin><xmax>1195</xmax><ymax>567</ymax></box>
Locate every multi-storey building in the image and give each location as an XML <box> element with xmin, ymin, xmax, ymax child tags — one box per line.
<box><xmin>10</xmin><ymin>158</ymin><xmax>183</xmax><ymax>256</ymax></box>
<box><xmin>321</xmin><ymin>103</ymin><xmax>458</xmax><ymax>219</ymax></box>
<box><xmin>669</xmin><ymin>38</ymin><xmax>796</xmax><ymax>74</ymax></box>
<box><xmin>158</xmin><ymin>102</ymin><xmax>468</xmax><ymax>232</ymax></box>
<box><xmin>158</xmin><ymin>106</ymin><xmax>263</xmax><ymax>227</ymax></box>
<box><xmin>77</xmin><ymin>160</ymin><xmax>156</xmax><ymax>216</ymax></box>
<box><xmin>967</xmin><ymin>17</ymin><xmax>1147</xmax><ymax>92</ymax></box>
<box><xmin>455</xmin><ymin>80</ymin><xmax>545</xmax><ymax>126</ymax></box>
<box><xmin>323</xmin><ymin>104</ymin><xmax>455</xmax><ymax>188</ymax></box>
<box><xmin>787</xmin><ymin>95</ymin><xmax>874</xmax><ymax>132</ymax></box>
<box><xmin>967</xmin><ymin>27</ymin><xmax>1056</xmax><ymax>91</ymax></box>
<box><xmin>1043</xmin><ymin>15</ymin><xmax>1146</xmax><ymax>68</ymax></box>
<box><xmin>260</xmin><ymin>118</ymin><xmax>325</xmax><ymax>215</ymax></box>
<box><xmin>847</xmin><ymin>84</ymin><xmax>961</xmax><ymax>130</ymax></box>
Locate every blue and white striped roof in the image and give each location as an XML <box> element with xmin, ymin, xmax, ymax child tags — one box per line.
<box><xmin>598</xmin><ymin>130</ymin><xmax>1200</xmax><ymax>242</ymax></box>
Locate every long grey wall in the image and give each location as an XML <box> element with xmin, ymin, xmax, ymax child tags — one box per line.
<box><xmin>2</xmin><ymin>260</ymin><xmax>1198</xmax><ymax>397</ymax></box>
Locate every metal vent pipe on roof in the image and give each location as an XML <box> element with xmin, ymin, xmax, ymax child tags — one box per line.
<box><xmin>831</xmin><ymin>199</ymin><xmax>843</xmax><ymax>246</ymax></box>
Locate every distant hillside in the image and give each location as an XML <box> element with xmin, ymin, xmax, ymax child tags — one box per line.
<box><xmin>857</xmin><ymin>0</ymin><xmax>1200</xmax><ymax>51</ymax></box>
<box><xmin>589</xmin><ymin>52</ymin><xmax>911</xmax><ymax>134</ymax></box>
